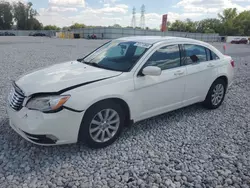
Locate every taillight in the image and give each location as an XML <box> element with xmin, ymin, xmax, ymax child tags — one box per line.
<box><xmin>230</xmin><ymin>59</ymin><xmax>235</xmax><ymax>68</ymax></box>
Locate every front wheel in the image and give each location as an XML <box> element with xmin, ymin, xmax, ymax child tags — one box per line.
<box><xmin>78</xmin><ymin>101</ymin><xmax>125</xmax><ymax>148</ymax></box>
<box><xmin>203</xmin><ymin>79</ymin><xmax>227</xmax><ymax>109</ymax></box>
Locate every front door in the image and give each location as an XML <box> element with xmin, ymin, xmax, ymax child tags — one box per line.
<box><xmin>133</xmin><ymin>44</ymin><xmax>186</xmax><ymax>121</ymax></box>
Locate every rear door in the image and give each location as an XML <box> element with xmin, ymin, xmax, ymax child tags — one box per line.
<box><xmin>182</xmin><ymin>44</ymin><xmax>219</xmax><ymax>106</ymax></box>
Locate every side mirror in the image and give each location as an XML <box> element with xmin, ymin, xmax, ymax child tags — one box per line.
<box><xmin>142</xmin><ymin>66</ymin><xmax>162</xmax><ymax>76</ymax></box>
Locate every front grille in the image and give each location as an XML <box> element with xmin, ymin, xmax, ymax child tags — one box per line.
<box><xmin>8</xmin><ymin>84</ymin><xmax>25</xmax><ymax>111</ymax></box>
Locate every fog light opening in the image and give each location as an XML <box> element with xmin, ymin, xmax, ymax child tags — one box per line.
<box><xmin>46</xmin><ymin>134</ymin><xmax>58</xmax><ymax>141</ymax></box>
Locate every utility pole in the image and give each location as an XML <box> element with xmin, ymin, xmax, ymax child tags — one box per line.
<box><xmin>131</xmin><ymin>7</ymin><xmax>136</xmax><ymax>28</ymax></box>
<box><xmin>140</xmin><ymin>4</ymin><xmax>145</xmax><ymax>29</ymax></box>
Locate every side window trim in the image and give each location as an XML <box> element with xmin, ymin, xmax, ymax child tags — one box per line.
<box><xmin>177</xmin><ymin>44</ymin><xmax>182</xmax><ymax>66</ymax></box>
<box><xmin>209</xmin><ymin>49</ymin><xmax>213</xmax><ymax>60</ymax></box>
<box><xmin>205</xmin><ymin>48</ymin><xmax>212</xmax><ymax>61</ymax></box>
<box><xmin>179</xmin><ymin>44</ymin><xmax>186</xmax><ymax>66</ymax></box>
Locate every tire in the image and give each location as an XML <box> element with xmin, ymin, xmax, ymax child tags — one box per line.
<box><xmin>78</xmin><ymin>100</ymin><xmax>125</xmax><ymax>148</ymax></box>
<box><xmin>203</xmin><ymin>79</ymin><xmax>227</xmax><ymax>109</ymax></box>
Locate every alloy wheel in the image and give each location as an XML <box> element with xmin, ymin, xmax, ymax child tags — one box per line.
<box><xmin>89</xmin><ymin>109</ymin><xmax>120</xmax><ymax>143</ymax></box>
<box><xmin>211</xmin><ymin>83</ymin><xmax>224</xmax><ymax>106</ymax></box>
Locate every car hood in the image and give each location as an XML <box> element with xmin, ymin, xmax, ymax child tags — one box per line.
<box><xmin>16</xmin><ymin>61</ymin><xmax>122</xmax><ymax>96</ymax></box>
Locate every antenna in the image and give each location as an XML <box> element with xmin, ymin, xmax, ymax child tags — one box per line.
<box><xmin>140</xmin><ymin>4</ymin><xmax>145</xmax><ymax>29</ymax></box>
<box><xmin>131</xmin><ymin>7</ymin><xmax>136</xmax><ymax>28</ymax></box>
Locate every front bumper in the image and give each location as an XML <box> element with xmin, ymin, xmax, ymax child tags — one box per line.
<box><xmin>7</xmin><ymin>105</ymin><xmax>85</xmax><ymax>146</ymax></box>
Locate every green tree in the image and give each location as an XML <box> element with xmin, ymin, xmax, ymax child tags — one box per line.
<box><xmin>0</xmin><ymin>0</ymin><xmax>13</xmax><ymax>29</ymax></box>
<box><xmin>31</xmin><ymin>18</ymin><xmax>43</xmax><ymax>30</ymax></box>
<box><xmin>169</xmin><ymin>20</ymin><xmax>187</xmax><ymax>32</ymax></box>
<box><xmin>70</xmin><ymin>23</ymin><xmax>85</xmax><ymax>29</ymax></box>
<box><xmin>185</xmin><ymin>19</ymin><xmax>197</xmax><ymax>32</ymax></box>
<box><xmin>26</xmin><ymin>2</ymin><xmax>41</xmax><ymax>30</ymax></box>
<box><xmin>218</xmin><ymin>8</ymin><xmax>237</xmax><ymax>23</ymax></box>
<box><xmin>13</xmin><ymin>1</ymin><xmax>26</xmax><ymax>29</ymax></box>
<box><xmin>218</xmin><ymin>8</ymin><xmax>238</xmax><ymax>35</ymax></box>
<box><xmin>196</xmin><ymin>19</ymin><xmax>221</xmax><ymax>33</ymax></box>
<box><xmin>44</xmin><ymin>25</ymin><xmax>60</xmax><ymax>30</ymax></box>
<box><xmin>112</xmin><ymin>24</ymin><xmax>122</xmax><ymax>28</ymax></box>
<box><xmin>13</xmin><ymin>1</ymin><xmax>42</xmax><ymax>30</ymax></box>
<box><xmin>62</xmin><ymin>26</ymin><xmax>70</xmax><ymax>30</ymax></box>
<box><xmin>234</xmin><ymin>11</ymin><xmax>250</xmax><ymax>36</ymax></box>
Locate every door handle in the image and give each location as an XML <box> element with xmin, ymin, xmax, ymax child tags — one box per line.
<box><xmin>207</xmin><ymin>63</ymin><xmax>215</xmax><ymax>68</ymax></box>
<box><xmin>174</xmin><ymin>70</ymin><xmax>185</xmax><ymax>76</ymax></box>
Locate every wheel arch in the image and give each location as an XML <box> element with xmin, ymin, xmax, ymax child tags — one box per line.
<box><xmin>83</xmin><ymin>97</ymin><xmax>132</xmax><ymax>127</ymax></box>
<box><xmin>205</xmin><ymin>75</ymin><xmax>228</xmax><ymax>99</ymax></box>
<box><xmin>203</xmin><ymin>75</ymin><xmax>228</xmax><ymax>109</ymax></box>
<box><xmin>215</xmin><ymin>75</ymin><xmax>228</xmax><ymax>89</ymax></box>
<box><xmin>77</xmin><ymin>97</ymin><xmax>132</xmax><ymax>146</ymax></box>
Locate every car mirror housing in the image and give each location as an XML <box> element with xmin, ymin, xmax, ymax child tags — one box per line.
<box><xmin>142</xmin><ymin>66</ymin><xmax>162</xmax><ymax>76</ymax></box>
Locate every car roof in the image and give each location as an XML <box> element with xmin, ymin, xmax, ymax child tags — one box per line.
<box><xmin>117</xmin><ymin>35</ymin><xmax>224</xmax><ymax>58</ymax></box>
<box><xmin>117</xmin><ymin>36</ymin><xmax>202</xmax><ymax>45</ymax></box>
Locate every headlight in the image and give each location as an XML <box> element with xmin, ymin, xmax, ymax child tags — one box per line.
<box><xmin>26</xmin><ymin>95</ymin><xmax>70</xmax><ymax>112</ymax></box>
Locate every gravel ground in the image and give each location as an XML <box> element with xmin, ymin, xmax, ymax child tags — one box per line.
<box><xmin>0</xmin><ymin>37</ymin><xmax>250</xmax><ymax>188</ymax></box>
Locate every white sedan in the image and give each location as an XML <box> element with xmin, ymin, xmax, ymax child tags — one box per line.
<box><xmin>7</xmin><ymin>36</ymin><xmax>234</xmax><ymax>148</ymax></box>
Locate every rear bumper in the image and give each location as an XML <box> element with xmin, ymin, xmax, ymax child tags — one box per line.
<box><xmin>7</xmin><ymin>105</ymin><xmax>85</xmax><ymax>146</ymax></box>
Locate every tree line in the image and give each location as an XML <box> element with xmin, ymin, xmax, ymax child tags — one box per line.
<box><xmin>1</xmin><ymin>0</ymin><xmax>249</xmax><ymax>36</ymax></box>
<box><xmin>168</xmin><ymin>8</ymin><xmax>250</xmax><ymax>36</ymax></box>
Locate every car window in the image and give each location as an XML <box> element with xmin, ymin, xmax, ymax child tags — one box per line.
<box><xmin>106</xmin><ymin>44</ymin><xmax>129</xmax><ymax>58</ymax></box>
<box><xmin>206</xmin><ymin>48</ymin><xmax>220</xmax><ymax>61</ymax></box>
<box><xmin>144</xmin><ymin>45</ymin><xmax>181</xmax><ymax>70</ymax></box>
<box><xmin>134</xmin><ymin>46</ymin><xmax>146</xmax><ymax>56</ymax></box>
<box><xmin>211</xmin><ymin>50</ymin><xmax>220</xmax><ymax>60</ymax></box>
<box><xmin>184</xmin><ymin>44</ymin><xmax>207</xmax><ymax>64</ymax></box>
<box><xmin>83</xmin><ymin>41</ymin><xmax>151</xmax><ymax>72</ymax></box>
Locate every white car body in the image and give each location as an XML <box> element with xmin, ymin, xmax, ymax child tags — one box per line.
<box><xmin>6</xmin><ymin>36</ymin><xmax>234</xmax><ymax>146</ymax></box>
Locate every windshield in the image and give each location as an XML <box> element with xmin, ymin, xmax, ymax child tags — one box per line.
<box><xmin>83</xmin><ymin>40</ymin><xmax>151</xmax><ymax>72</ymax></box>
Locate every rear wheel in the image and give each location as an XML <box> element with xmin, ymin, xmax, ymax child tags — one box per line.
<box><xmin>203</xmin><ymin>79</ymin><xmax>227</xmax><ymax>109</ymax></box>
<box><xmin>78</xmin><ymin>100</ymin><xmax>125</xmax><ymax>148</ymax></box>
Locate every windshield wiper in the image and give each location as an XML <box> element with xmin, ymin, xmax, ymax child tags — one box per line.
<box><xmin>82</xmin><ymin>61</ymin><xmax>120</xmax><ymax>72</ymax></box>
<box><xmin>83</xmin><ymin>61</ymin><xmax>104</xmax><ymax>68</ymax></box>
<box><xmin>76</xmin><ymin>58</ymin><xmax>83</xmax><ymax>62</ymax></box>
